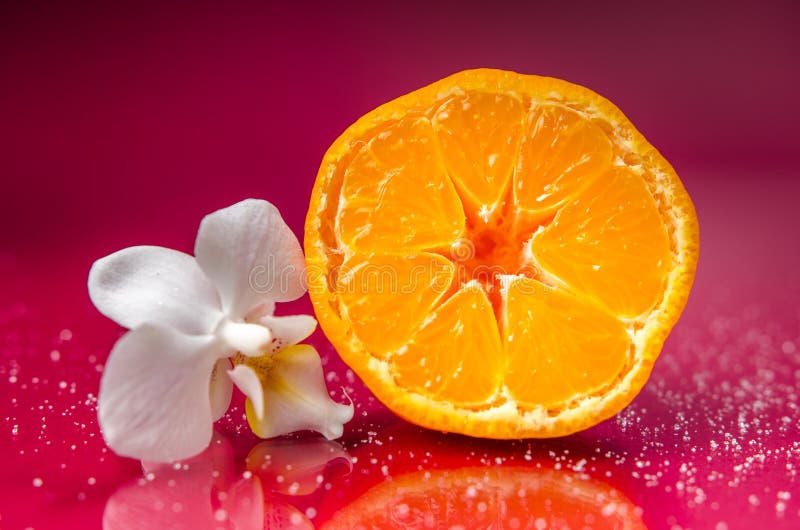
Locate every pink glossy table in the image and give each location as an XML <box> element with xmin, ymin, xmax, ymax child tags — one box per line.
<box><xmin>1</xmin><ymin>3</ymin><xmax>798</xmax><ymax>529</ymax></box>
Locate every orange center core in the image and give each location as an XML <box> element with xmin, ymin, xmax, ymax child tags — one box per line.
<box><xmin>447</xmin><ymin>211</ymin><xmax>552</xmax><ymax>314</ymax></box>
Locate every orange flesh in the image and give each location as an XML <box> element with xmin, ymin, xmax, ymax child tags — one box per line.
<box><xmin>503</xmin><ymin>277</ymin><xmax>629</xmax><ymax>408</ymax></box>
<box><xmin>331</xmin><ymin>89</ymin><xmax>672</xmax><ymax>410</ymax></box>
<box><xmin>393</xmin><ymin>284</ymin><xmax>504</xmax><ymax>406</ymax></box>
<box><xmin>337</xmin><ymin>253</ymin><xmax>454</xmax><ymax>357</ymax></box>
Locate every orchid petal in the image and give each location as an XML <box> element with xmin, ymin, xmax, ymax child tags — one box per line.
<box><xmin>258</xmin><ymin>314</ymin><xmax>317</xmax><ymax>353</ymax></box>
<box><xmin>217</xmin><ymin>319</ymin><xmax>272</xmax><ymax>357</ymax></box>
<box><xmin>227</xmin><ymin>364</ymin><xmax>265</xmax><ymax>419</ymax></box>
<box><xmin>98</xmin><ymin>324</ymin><xmax>224</xmax><ymax>463</ymax></box>
<box><xmin>194</xmin><ymin>199</ymin><xmax>307</xmax><ymax>317</ymax></box>
<box><xmin>244</xmin><ymin>299</ymin><xmax>276</xmax><ymax>322</ymax></box>
<box><xmin>245</xmin><ymin>345</ymin><xmax>353</xmax><ymax>440</ymax></box>
<box><xmin>209</xmin><ymin>359</ymin><xmax>233</xmax><ymax>422</ymax></box>
<box><xmin>88</xmin><ymin>246</ymin><xmax>222</xmax><ymax>335</ymax></box>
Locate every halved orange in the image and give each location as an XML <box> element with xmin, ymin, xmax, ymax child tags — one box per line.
<box><xmin>305</xmin><ymin>69</ymin><xmax>698</xmax><ymax>438</ymax></box>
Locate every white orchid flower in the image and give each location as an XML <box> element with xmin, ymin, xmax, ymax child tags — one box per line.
<box><xmin>89</xmin><ymin>199</ymin><xmax>353</xmax><ymax>463</ymax></box>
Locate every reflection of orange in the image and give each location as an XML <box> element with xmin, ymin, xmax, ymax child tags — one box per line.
<box><xmin>320</xmin><ymin>466</ymin><xmax>646</xmax><ymax>529</ymax></box>
<box><xmin>306</xmin><ymin>69</ymin><xmax>698</xmax><ymax>437</ymax></box>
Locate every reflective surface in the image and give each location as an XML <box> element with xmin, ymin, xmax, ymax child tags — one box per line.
<box><xmin>2</xmin><ymin>173</ymin><xmax>798</xmax><ymax>529</ymax></box>
<box><xmin>104</xmin><ymin>434</ymin><xmax>351</xmax><ymax>530</ymax></box>
<box><xmin>1</xmin><ymin>3</ymin><xmax>798</xmax><ymax>529</ymax></box>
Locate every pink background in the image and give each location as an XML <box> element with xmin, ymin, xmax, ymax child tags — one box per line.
<box><xmin>1</xmin><ymin>2</ymin><xmax>798</xmax><ymax>529</ymax></box>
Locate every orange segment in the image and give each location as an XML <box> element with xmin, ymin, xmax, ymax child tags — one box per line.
<box><xmin>306</xmin><ymin>69</ymin><xmax>699</xmax><ymax>439</ymax></box>
<box><xmin>392</xmin><ymin>284</ymin><xmax>503</xmax><ymax>406</ymax></box>
<box><xmin>336</xmin><ymin>116</ymin><xmax>465</xmax><ymax>252</ymax></box>
<box><xmin>532</xmin><ymin>166</ymin><xmax>672</xmax><ymax>318</ymax></box>
<box><xmin>336</xmin><ymin>253</ymin><xmax>454</xmax><ymax>357</ymax></box>
<box><xmin>432</xmin><ymin>91</ymin><xmax>525</xmax><ymax>208</ymax></box>
<box><xmin>503</xmin><ymin>277</ymin><xmax>630</xmax><ymax>408</ymax></box>
<box><xmin>514</xmin><ymin>103</ymin><xmax>613</xmax><ymax>215</ymax></box>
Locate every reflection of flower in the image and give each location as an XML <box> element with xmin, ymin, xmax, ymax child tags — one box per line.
<box><xmin>89</xmin><ymin>199</ymin><xmax>353</xmax><ymax>463</ymax></box>
<box><xmin>246</xmin><ymin>437</ymin><xmax>352</xmax><ymax>496</ymax></box>
<box><xmin>104</xmin><ymin>432</ymin><xmax>351</xmax><ymax>530</ymax></box>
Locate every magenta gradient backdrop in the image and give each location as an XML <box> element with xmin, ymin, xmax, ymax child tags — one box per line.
<box><xmin>1</xmin><ymin>2</ymin><xmax>799</xmax><ymax>529</ymax></box>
